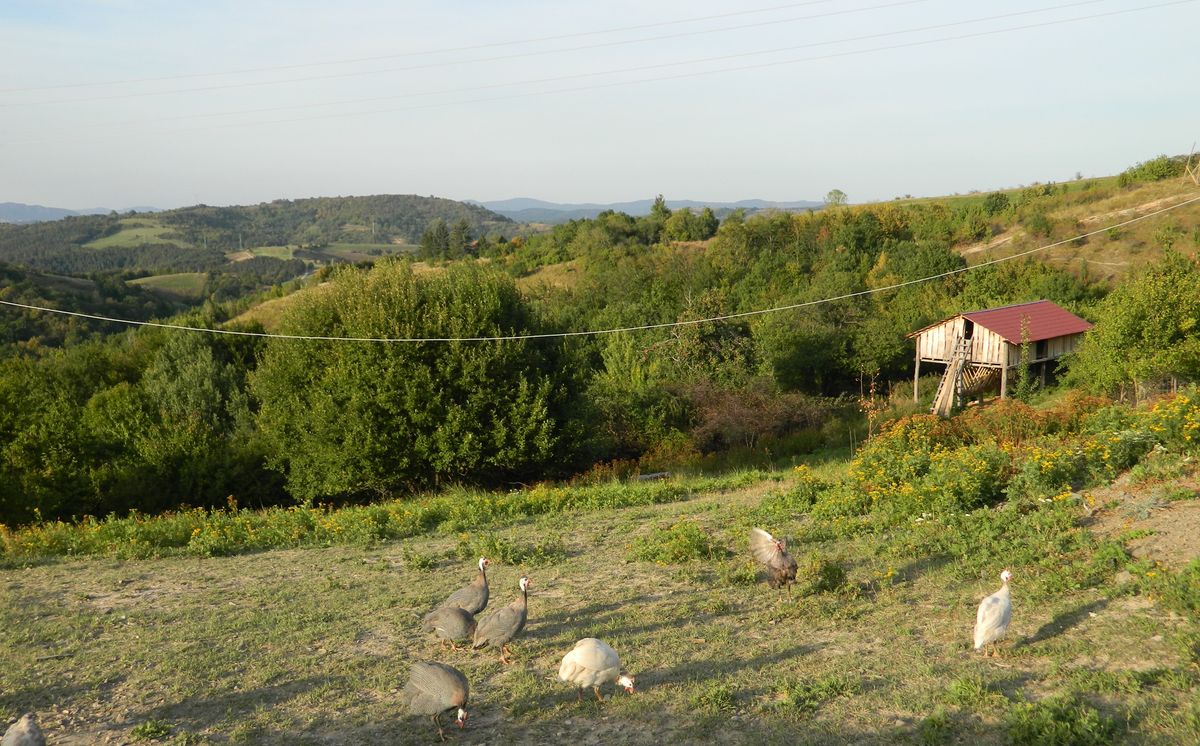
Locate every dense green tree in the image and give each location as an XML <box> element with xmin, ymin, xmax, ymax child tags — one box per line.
<box><xmin>251</xmin><ymin>261</ymin><xmax>573</xmax><ymax>500</ymax></box>
<box><xmin>1067</xmin><ymin>251</ymin><xmax>1200</xmax><ymax>394</ymax></box>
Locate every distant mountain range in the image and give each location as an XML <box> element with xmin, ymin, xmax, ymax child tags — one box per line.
<box><xmin>469</xmin><ymin>197</ymin><xmax>824</xmax><ymax>224</ymax></box>
<box><xmin>0</xmin><ymin>202</ymin><xmax>161</xmax><ymax>224</ymax></box>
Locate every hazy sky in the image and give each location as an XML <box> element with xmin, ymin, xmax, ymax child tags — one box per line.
<box><xmin>1</xmin><ymin>0</ymin><xmax>1196</xmax><ymax>209</ymax></box>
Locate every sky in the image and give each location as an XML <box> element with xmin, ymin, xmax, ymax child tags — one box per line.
<box><xmin>1</xmin><ymin>0</ymin><xmax>1196</xmax><ymax>209</ymax></box>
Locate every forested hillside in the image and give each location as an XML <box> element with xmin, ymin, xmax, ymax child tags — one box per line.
<box><xmin>0</xmin><ymin>194</ymin><xmax>512</xmax><ymax>276</ymax></box>
<box><xmin>0</xmin><ymin>155</ymin><xmax>1197</xmax><ymax>525</ymax></box>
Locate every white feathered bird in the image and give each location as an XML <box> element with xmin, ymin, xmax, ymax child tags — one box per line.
<box><xmin>558</xmin><ymin>638</ymin><xmax>636</xmax><ymax>702</ymax></box>
<box><xmin>973</xmin><ymin>569</ymin><xmax>1013</xmax><ymax>656</ymax></box>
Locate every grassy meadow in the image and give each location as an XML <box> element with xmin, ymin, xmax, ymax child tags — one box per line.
<box><xmin>3</xmin><ymin>394</ymin><xmax>1200</xmax><ymax>745</ymax></box>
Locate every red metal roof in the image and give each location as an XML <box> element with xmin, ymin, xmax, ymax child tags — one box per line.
<box><xmin>961</xmin><ymin>300</ymin><xmax>1092</xmax><ymax>344</ymax></box>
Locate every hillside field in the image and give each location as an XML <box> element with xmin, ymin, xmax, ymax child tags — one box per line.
<box><xmin>127</xmin><ymin>272</ymin><xmax>209</xmax><ymax>300</ymax></box>
<box><xmin>83</xmin><ymin>218</ymin><xmax>191</xmax><ymax>250</ymax></box>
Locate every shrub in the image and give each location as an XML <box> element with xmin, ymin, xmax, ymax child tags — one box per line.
<box><xmin>850</xmin><ymin>415</ymin><xmax>965</xmax><ymax>492</ymax></box>
<box><xmin>628</xmin><ymin>519</ymin><xmax>731</xmax><ymax>564</ymax></box>
<box><xmin>1143</xmin><ymin>390</ymin><xmax>1200</xmax><ymax>454</ymax></box>
<box><xmin>1006</xmin><ymin>695</ymin><xmax>1115</xmax><ymax>746</ymax></box>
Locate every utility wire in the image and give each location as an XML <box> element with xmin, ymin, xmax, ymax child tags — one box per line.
<box><xmin>0</xmin><ymin>0</ymin><xmax>845</xmax><ymax>94</ymax></box>
<box><xmin>12</xmin><ymin>0</ymin><xmax>1187</xmax><ymax>147</ymax></box>
<box><xmin>53</xmin><ymin>0</ymin><xmax>1105</xmax><ymax>128</ymax></box>
<box><xmin>3</xmin><ymin>0</ymin><xmax>932</xmax><ymax>106</ymax></box>
<box><xmin>3</xmin><ymin>193</ymin><xmax>1198</xmax><ymax>343</ymax></box>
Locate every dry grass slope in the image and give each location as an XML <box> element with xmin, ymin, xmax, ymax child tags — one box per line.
<box><xmin>2</xmin><ymin>475</ymin><xmax>1197</xmax><ymax>745</ymax></box>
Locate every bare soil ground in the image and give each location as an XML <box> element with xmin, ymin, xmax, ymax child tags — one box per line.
<box><xmin>2</xmin><ymin>479</ymin><xmax>1197</xmax><ymax>745</ymax></box>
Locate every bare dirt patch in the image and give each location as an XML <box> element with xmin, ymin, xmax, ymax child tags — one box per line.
<box><xmin>1087</xmin><ymin>473</ymin><xmax>1200</xmax><ymax>568</ymax></box>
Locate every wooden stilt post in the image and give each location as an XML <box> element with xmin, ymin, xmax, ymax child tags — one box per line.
<box><xmin>914</xmin><ymin>351</ymin><xmax>921</xmax><ymax>403</ymax></box>
<box><xmin>1000</xmin><ymin>364</ymin><xmax>1008</xmax><ymax>399</ymax></box>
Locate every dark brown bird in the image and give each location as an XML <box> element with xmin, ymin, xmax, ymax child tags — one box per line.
<box><xmin>750</xmin><ymin>528</ymin><xmax>797</xmax><ymax>591</ymax></box>
<box><xmin>401</xmin><ymin>661</ymin><xmax>469</xmax><ymax>742</ymax></box>
<box><xmin>421</xmin><ymin>606</ymin><xmax>477</xmax><ymax>649</ymax></box>
<box><xmin>440</xmin><ymin>557</ymin><xmax>490</xmax><ymax>615</ymax></box>
<box><xmin>472</xmin><ymin>576</ymin><xmax>529</xmax><ymax>664</ymax></box>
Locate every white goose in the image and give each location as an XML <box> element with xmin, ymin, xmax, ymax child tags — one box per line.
<box><xmin>974</xmin><ymin>569</ymin><xmax>1013</xmax><ymax>657</ymax></box>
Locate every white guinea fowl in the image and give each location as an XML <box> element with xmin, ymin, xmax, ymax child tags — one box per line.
<box><xmin>974</xmin><ymin>569</ymin><xmax>1013</xmax><ymax>657</ymax></box>
<box><xmin>558</xmin><ymin>638</ymin><xmax>636</xmax><ymax>703</ymax></box>
<box><xmin>2</xmin><ymin>713</ymin><xmax>46</xmax><ymax>746</ymax></box>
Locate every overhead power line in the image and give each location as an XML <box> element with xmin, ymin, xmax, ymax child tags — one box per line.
<box><xmin>3</xmin><ymin>0</ymin><xmax>935</xmax><ymax>107</ymax></box>
<box><xmin>0</xmin><ymin>0</ymin><xmax>847</xmax><ymax>94</ymax></box>
<box><xmin>12</xmin><ymin>0</ymin><xmax>1187</xmax><ymax>147</ymax></box>
<box><xmin>3</xmin><ymin>192</ymin><xmax>1198</xmax><ymax>343</ymax></box>
<box><xmin>51</xmin><ymin>0</ymin><xmax>1109</xmax><ymax>127</ymax></box>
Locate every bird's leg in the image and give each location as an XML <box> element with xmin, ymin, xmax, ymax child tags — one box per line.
<box><xmin>593</xmin><ymin>686</ymin><xmax>605</xmax><ymax>703</ymax></box>
<box><xmin>577</xmin><ymin>687</ymin><xmax>583</xmax><ymax>702</ymax></box>
<box><xmin>432</xmin><ymin>715</ymin><xmax>446</xmax><ymax>742</ymax></box>
<box><xmin>500</xmin><ymin>645</ymin><xmax>511</xmax><ymax>665</ymax></box>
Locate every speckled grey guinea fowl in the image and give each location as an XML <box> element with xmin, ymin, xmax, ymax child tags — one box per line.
<box><xmin>439</xmin><ymin>557</ymin><xmax>490</xmax><ymax>615</ymax></box>
<box><xmin>750</xmin><ymin>528</ymin><xmax>798</xmax><ymax>591</ymax></box>
<box><xmin>421</xmin><ymin>606</ymin><xmax>477</xmax><ymax>649</ymax></box>
<box><xmin>472</xmin><ymin>576</ymin><xmax>529</xmax><ymax>664</ymax></box>
<box><xmin>401</xmin><ymin>661</ymin><xmax>469</xmax><ymax>742</ymax></box>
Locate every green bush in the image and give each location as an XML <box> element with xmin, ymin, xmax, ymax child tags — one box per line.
<box><xmin>250</xmin><ymin>261</ymin><xmax>575</xmax><ymax>501</ymax></box>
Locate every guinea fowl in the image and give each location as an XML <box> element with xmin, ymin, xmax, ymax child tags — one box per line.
<box><xmin>558</xmin><ymin>638</ymin><xmax>636</xmax><ymax>703</ymax></box>
<box><xmin>421</xmin><ymin>606</ymin><xmax>477</xmax><ymax>649</ymax></box>
<box><xmin>440</xmin><ymin>557</ymin><xmax>490</xmax><ymax>615</ymax></box>
<box><xmin>2</xmin><ymin>713</ymin><xmax>46</xmax><ymax>746</ymax></box>
<box><xmin>974</xmin><ymin>569</ymin><xmax>1013</xmax><ymax>657</ymax></box>
<box><xmin>750</xmin><ymin>528</ymin><xmax>798</xmax><ymax>591</ymax></box>
<box><xmin>472</xmin><ymin>576</ymin><xmax>529</xmax><ymax>664</ymax></box>
<box><xmin>401</xmin><ymin>661</ymin><xmax>469</xmax><ymax>742</ymax></box>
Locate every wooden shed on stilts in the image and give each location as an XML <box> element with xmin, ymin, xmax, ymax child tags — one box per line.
<box><xmin>908</xmin><ymin>300</ymin><xmax>1093</xmax><ymax>417</ymax></box>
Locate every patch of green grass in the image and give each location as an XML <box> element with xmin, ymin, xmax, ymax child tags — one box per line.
<box><xmin>454</xmin><ymin>532</ymin><xmax>566</xmax><ymax>566</ymax></box>
<box><xmin>795</xmin><ymin>553</ymin><xmax>848</xmax><ymax>595</ymax></box>
<box><xmin>690</xmin><ymin>680</ymin><xmax>738</xmax><ymax>714</ymax></box>
<box><xmin>918</xmin><ymin>706</ymin><xmax>954</xmax><ymax>745</ymax></box>
<box><xmin>1006</xmin><ymin>694</ymin><xmax>1116</xmax><ymax>746</ymax></box>
<box><xmin>763</xmin><ymin>674</ymin><xmax>860</xmax><ymax>716</ymax></box>
<box><xmin>943</xmin><ymin>675</ymin><xmax>1004</xmax><ymax>709</ymax></box>
<box><xmin>628</xmin><ymin>519</ymin><xmax>731</xmax><ymax>564</ymax></box>
<box><xmin>130</xmin><ymin>718</ymin><xmax>173</xmax><ymax>740</ymax></box>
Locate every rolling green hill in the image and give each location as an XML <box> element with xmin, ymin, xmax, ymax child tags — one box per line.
<box><xmin>0</xmin><ymin>194</ymin><xmax>511</xmax><ymax>277</ymax></box>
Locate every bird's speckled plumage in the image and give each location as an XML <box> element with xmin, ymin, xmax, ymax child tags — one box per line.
<box><xmin>750</xmin><ymin>528</ymin><xmax>797</xmax><ymax>589</ymax></box>
<box><xmin>440</xmin><ymin>558</ymin><xmax>489</xmax><ymax>615</ymax></box>
<box><xmin>402</xmin><ymin>661</ymin><xmax>469</xmax><ymax>716</ymax></box>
